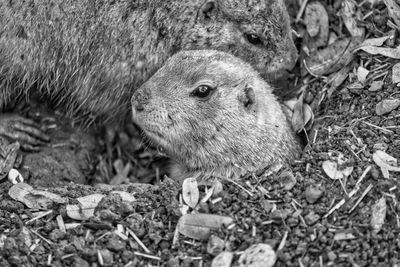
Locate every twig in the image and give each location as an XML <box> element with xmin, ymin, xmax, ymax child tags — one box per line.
<box><xmin>229</xmin><ymin>179</ymin><xmax>253</xmax><ymax>197</ymax></box>
<box><xmin>277</xmin><ymin>231</ymin><xmax>288</xmax><ymax>251</ymax></box>
<box><xmin>355</xmin><ymin>165</ymin><xmax>371</xmax><ymax>188</ymax></box>
<box><xmin>126</xmin><ymin>227</ymin><xmax>151</xmax><ymax>254</ymax></box>
<box><xmin>348</xmin><ymin>184</ymin><xmax>373</xmax><ymax>214</ymax></box>
<box><xmin>296</xmin><ymin>0</ymin><xmax>309</xmax><ymax>22</ymax></box>
<box><xmin>56</xmin><ymin>215</ymin><xmax>66</xmax><ymax>233</ymax></box>
<box><xmin>25</xmin><ymin>210</ymin><xmax>53</xmax><ymax>225</ymax></box>
<box><xmin>30</xmin><ymin>229</ymin><xmax>54</xmax><ymax>245</ymax></box>
<box><xmin>134</xmin><ymin>252</ymin><xmax>161</xmax><ymax>261</ymax></box>
<box><xmin>324</xmin><ymin>166</ymin><xmax>371</xmax><ymax>218</ymax></box>
<box><xmin>362</xmin><ymin>121</ymin><xmax>394</xmax><ymax>134</ymax></box>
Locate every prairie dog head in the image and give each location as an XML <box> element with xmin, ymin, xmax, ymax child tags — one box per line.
<box><xmin>131</xmin><ymin>50</ymin><xmax>298</xmax><ymax>179</ymax></box>
<box><xmin>182</xmin><ymin>0</ymin><xmax>298</xmax><ymax>81</ymax></box>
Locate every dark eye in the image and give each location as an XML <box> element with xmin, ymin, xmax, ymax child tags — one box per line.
<box><xmin>245</xmin><ymin>33</ymin><xmax>262</xmax><ymax>45</ymax></box>
<box><xmin>190</xmin><ymin>85</ymin><xmax>215</xmax><ymax>100</ymax></box>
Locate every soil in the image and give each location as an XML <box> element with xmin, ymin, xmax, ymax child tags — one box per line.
<box><xmin>1</xmin><ymin>1</ymin><xmax>400</xmax><ymax>267</ymax></box>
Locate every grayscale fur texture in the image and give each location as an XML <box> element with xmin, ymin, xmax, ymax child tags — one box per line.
<box><xmin>0</xmin><ymin>0</ymin><xmax>297</xmax><ymax>125</ymax></box>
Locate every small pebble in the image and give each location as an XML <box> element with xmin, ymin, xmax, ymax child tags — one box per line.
<box><xmin>8</xmin><ymin>169</ymin><xmax>23</xmax><ymax>184</ymax></box>
<box><xmin>238</xmin><ymin>244</ymin><xmax>277</xmax><ymax>267</ymax></box>
<box><xmin>304</xmin><ymin>211</ymin><xmax>321</xmax><ymax>225</ymax></box>
<box><xmin>211</xmin><ymin>251</ymin><xmax>234</xmax><ymax>267</ymax></box>
<box><xmin>327</xmin><ymin>251</ymin><xmax>337</xmax><ymax>261</ymax></box>
<box><xmin>49</xmin><ymin>229</ymin><xmax>66</xmax><ymax>241</ymax></box>
<box><xmin>375</xmin><ymin>99</ymin><xmax>400</xmax><ymax>115</ymax></box>
<box><xmin>305</xmin><ymin>184</ymin><xmax>324</xmax><ymax>204</ymax></box>
<box><xmin>99</xmin><ymin>249</ymin><xmax>114</xmax><ymax>265</ymax></box>
<box><xmin>279</xmin><ymin>170</ymin><xmax>297</xmax><ymax>191</ymax></box>
<box><xmin>106</xmin><ymin>238</ymin><xmax>126</xmax><ymax>252</ymax></box>
<box><xmin>207</xmin><ymin>235</ymin><xmax>225</xmax><ymax>256</ymax></box>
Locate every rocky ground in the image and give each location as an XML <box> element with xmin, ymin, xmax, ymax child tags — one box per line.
<box><xmin>1</xmin><ymin>0</ymin><xmax>400</xmax><ymax>266</ymax></box>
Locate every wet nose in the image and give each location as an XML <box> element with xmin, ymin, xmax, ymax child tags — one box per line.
<box><xmin>131</xmin><ymin>87</ymin><xmax>151</xmax><ymax>112</ymax></box>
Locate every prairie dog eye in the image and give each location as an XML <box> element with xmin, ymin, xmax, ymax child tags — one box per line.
<box><xmin>190</xmin><ymin>85</ymin><xmax>215</xmax><ymax>100</ymax></box>
<box><xmin>245</xmin><ymin>33</ymin><xmax>262</xmax><ymax>45</ymax></box>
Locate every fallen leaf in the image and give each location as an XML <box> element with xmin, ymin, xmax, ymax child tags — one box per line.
<box><xmin>357</xmin><ymin>35</ymin><xmax>391</xmax><ymax>48</ymax></box>
<box><xmin>358</xmin><ymin>46</ymin><xmax>400</xmax><ymax>59</ymax></box>
<box><xmin>66</xmin><ymin>194</ymin><xmax>105</xmax><ymax>220</ymax></box>
<box><xmin>371</xmin><ymin>197</ymin><xmax>387</xmax><ymax>234</ymax></box>
<box><xmin>211</xmin><ymin>251</ymin><xmax>234</xmax><ymax>267</ymax></box>
<box><xmin>238</xmin><ymin>243</ymin><xmax>277</xmax><ymax>267</ymax></box>
<box><xmin>304</xmin><ymin>37</ymin><xmax>361</xmax><ymax>76</ymax></box>
<box><xmin>292</xmin><ymin>94</ymin><xmax>305</xmax><ymax>132</ymax></box>
<box><xmin>375</xmin><ymin>98</ymin><xmax>400</xmax><ymax>115</ymax></box>
<box><xmin>177</xmin><ymin>214</ymin><xmax>233</xmax><ymax>240</ymax></box>
<box><xmin>369</xmin><ymin>81</ymin><xmax>384</xmax><ymax>91</ymax></box>
<box><xmin>372</xmin><ymin>150</ymin><xmax>400</xmax><ymax>178</ymax></box>
<box><xmin>304</xmin><ymin>1</ymin><xmax>329</xmax><ymax>48</ymax></box>
<box><xmin>341</xmin><ymin>0</ymin><xmax>365</xmax><ymax>37</ymax></box>
<box><xmin>327</xmin><ymin>65</ymin><xmax>352</xmax><ymax>98</ymax></box>
<box><xmin>182</xmin><ymin>177</ymin><xmax>200</xmax><ymax>208</ymax></box>
<box><xmin>322</xmin><ymin>160</ymin><xmax>354</xmax><ymax>180</ymax></box>
<box><xmin>8</xmin><ymin>183</ymin><xmax>66</xmax><ymax>209</ymax></box>
<box><xmin>292</xmin><ymin>94</ymin><xmax>314</xmax><ymax>133</ymax></box>
<box><xmin>357</xmin><ymin>66</ymin><xmax>369</xmax><ymax>84</ymax></box>
<box><xmin>392</xmin><ymin>63</ymin><xmax>400</xmax><ymax>83</ymax></box>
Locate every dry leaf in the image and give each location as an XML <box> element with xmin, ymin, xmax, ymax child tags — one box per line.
<box><xmin>182</xmin><ymin>177</ymin><xmax>200</xmax><ymax>208</ymax></box>
<box><xmin>292</xmin><ymin>94</ymin><xmax>313</xmax><ymax>133</ymax></box>
<box><xmin>358</xmin><ymin>46</ymin><xmax>400</xmax><ymax>59</ymax></box>
<box><xmin>357</xmin><ymin>35</ymin><xmax>391</xmax><ymax>48</ymax></box>
<box><xmin>304</xmin><ymin>2</ymin><xmax>329</xmax><ymax>48</ymax></box>
<box><xmin>292</xmin><ymin>94</ymin><xmax>305</xmax><ymax>132</ymax></box>
<box><xmin>357</xmin><ymin>66</ymin><xmax>369</xmax><ymax>83</ymax></box>
<box><xmin>384</xmin><ymin>0</ymin><xmax>400</xmax><ymax>28</ymax></box>
<box><xmin>372</xmin><ymin>150</ymin><xmax>400</xmax><ymax>178</ymax></box>
<box><xmin>371</xmin><ymin>197</ymin><xmax>387</xmax><ymax>234</ymax></box>
<box><xmin>322</xmin><ymin>160</ymin><xmax>353</xmax><ymax>180</ymax></box>
<box><xmin>238</xmin><ymin>244</ymin><xmax>277</xmax><ymax>267</ymax></box>
<box><xmin>66</xmin><ymin>194</ymin><xmax>105</xmax><ymax>220</ymax></box>
<box><xmin>327</xmin><ymin>65</ymin><xmax>352</xmax><ymax>98</ymax></box>
<box><xmin>8</xmin><ymin>183</ymin><xmax>66</xmax><ymax>209</ymax></box>
<box><xmin>375</xmin><ymin>98</ymin><xmax>400</xmax><ymax>115</ymax></box>
<box><xmin>304</xmin><ymin>37</ymin><xmax>361</xmax><ymax>76</ymax></box>
<box><xmin>341</xmin><ymin>0</ymin><xmax>365</xmax><ymax>37</ymax></box>
<box><xmin>392</xmin><ymin>63</ymin><xmax>400</xmax><ymax>83</ymax></box>
<box><xmin>369</xmin><ymin>81</ymin><xmax>384</xmax><ymax>91</ymax></box>
<box><xmin>177</xmin><ymin>214</ymin><xmax>233</xmax><ymax>240</ymax></box>
<box><xmin>211</xmin><ymin>251</ymin><xmax>234</xmax><ymax>267</ymax></box>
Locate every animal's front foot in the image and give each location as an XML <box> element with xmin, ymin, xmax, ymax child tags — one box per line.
<box><xmin>0</xmin><ymin>114</ymin><xmax>50</xmax><ymax>151</ymax></box>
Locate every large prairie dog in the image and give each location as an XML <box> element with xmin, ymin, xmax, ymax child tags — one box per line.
<box><xmin>131</xmin><ymin>50</ymin><xmax>301</xmax><ymax>180</ymax></box>
<box><xmin>0</xmin><ymin>0</ymin><xmax>297</xmax><ymax>149</ymax></box>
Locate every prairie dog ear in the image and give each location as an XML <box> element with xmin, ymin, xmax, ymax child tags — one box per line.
<box><xmin>238</xmin><ymin>84</ymin><xmax>257</xmax><ymax>113</ymax></box>
<box><xmin>198</xmin><ymin>0</ymin><xmax>218</xmax><ymax>20</ymax></box>
<box><xmin>238</xmin><ymin>83</ymin><xmax>268</xmax><ymax>125</ymax></box>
